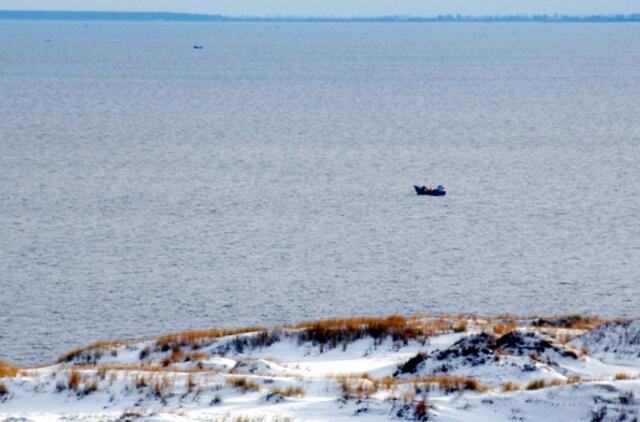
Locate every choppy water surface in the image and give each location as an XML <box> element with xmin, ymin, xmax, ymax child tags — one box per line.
<box><xmin>1</xmin><ymin>22</ymin><xmax>639</xmax><ymax>365</ymax></box>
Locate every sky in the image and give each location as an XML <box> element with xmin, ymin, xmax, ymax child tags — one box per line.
<box><xmin>0</xmin><ymin>0</ymin><xmax>638</xmax><ymax>17</ymax></box>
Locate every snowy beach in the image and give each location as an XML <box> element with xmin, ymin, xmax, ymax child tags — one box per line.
<box><xmin>2</xmin><ymin>315</ymin><xmax>640</xmax><ymax>421</ymax></box>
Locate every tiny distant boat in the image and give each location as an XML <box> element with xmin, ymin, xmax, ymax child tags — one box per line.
<box><xmin>193</xmin><ymin>45</ymin><xmax>204</xmax><ymax>50</ymax></box>
<box><xmin>414</xmin><ymin>184</ymin><xmax>446</xmax><ymax>196</ymax></box>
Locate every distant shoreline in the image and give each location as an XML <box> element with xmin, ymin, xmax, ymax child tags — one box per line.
<box><xmin>2</xmin><ymin>10</ymin><xmax>640</xmax><ymax>23</ymax></box>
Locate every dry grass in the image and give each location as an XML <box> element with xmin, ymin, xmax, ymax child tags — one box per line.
<box><xmin>227</xmin><ymin>331</ymin><xmax>282</xmax><ymax>354</ymax></box>
<box><xmin>615</xmin><ymin>372</ymin><xmax>632</xmax><ymax>380</ymax></box>
<box><xmin>268</xmin><ymin>386</ymin><xmax>306</xmax><ymax>398</ymax></box>
<box><xmin>501</xmin><ymin>382</ymin><xmax>521</xmax><ymax>392</ymax></box>
<box><xmin>161</xmin><ymin>346</ymin><xmax>183</xmax><ymax>367</ymax></box>
<box><xmin>227</xmin><ymin>377</ymin><xmax>261</xmax><ymax>392</ymax></box>
<box><xmin>550</xmin><ymin>331</ymin><xmax>576</xmax><ymax>345</ymax></box>
<box><xmin>170</xmin><ymin>347</ymin><xmax>182</xmax><ymax>361</ymax></box>
<box><xmin>335</xmin><ymin>374</ymin><xmax>487</xmax><ymax>396</ymax></box>
<box><xmin>184</xmin><ymin>351</ymin><xmax>211</xmax><ymax>362</ymax></box>
<box><xmin>525</xmin><ymin>379</ymin><xmax>565</xmax><ymax>390</ymax></box>
<box><xmin>156</xmin><ymin>327</ymin><xmax>265</xmax><ymax>350</ymax></box>
<box><xmin>453</xmin><ymin>320</ymin><xmax>468</xmax><ymax>333</ymax></box>
<box><xmin>492</xmin><ymin>320</ymin><xmax>518</xmax><ymax>335</ymax></box>
<box><xmin>525</xmin><ymin>379</ymin><xmax>546</xmax><ymax>390</ymax></box>
<box><xmin>186</xmin><ymin>374</ymin><xmax>198</xmax><ymax>393</ymax></box>
<box><xmin>295</xmin><ymin>316</ymin><xmax>453</xmax><ymax>349</ymax></box>
<box><xmin>0</xmin><ymin>361</ymin><xmax>20</xmax><ymax>378</ymax></box>
<box><xmin>421</xmin><ymin>375</ymin><xmax>488</xmax><ymax>393</ymax></box>
<box><xmin>133</xmin><ymin>373</ymin><xmax>174</xmax><ymax>397</ymax></box>
<box><xmin>533</xmin><ymin>315</ymin><xmax>605</xmax><ymax>330</ymax></box>
<box><xmin>68</xmin><ymin>370</ymin><xmax>82</xmax><ymax>391</ymax></box>
<box><xmin>153</xmin><ymin>375</ymin><xmax>173</xmax><ymax>397</ymax></box>
<box><xmin>58</xmin><ymin>339</ymin><xmax>132</xmax><ymax>363</ymax></box>
<box><xmin>135</xmin><ymin>373</ymin><xmax>150</xmax><ymax>388</ymax></box>
<box><xmin>74</xmin><ymin>363</ymin><xmax>214</xmax><ymax>375</ymax></box>
<box><xmin>381</xmin><ymin>376</ymin><xmax>396</xmax><ymax>390</ymax></box>
<box><xmin>392</xmin><ymin>376</ymin><xmax>488</xmax><ymax>394</ymax></box>
<box><xmin>119</xmin><ymin>408</ymin><xmax>148</xmax><ymax>419</ymax></box>
<box><xmin>337</xmin><ymin>375</ymin><xmax>378</xmax><ymax>399</ymax></box>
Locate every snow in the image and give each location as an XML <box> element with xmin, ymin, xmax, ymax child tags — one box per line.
<box><xmin>571</xmin><ymin>320</ymin><xmax>640</xmax><ymax>366</ymax></box>
<box><xmin>1</xmin><ymin>318</ymin><xmax>640</xmax><ymax>421</ymax></box>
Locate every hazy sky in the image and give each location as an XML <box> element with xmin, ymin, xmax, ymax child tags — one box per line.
<box><xmin>0</xmin><ymin>0</ymin><xmax>638</xmax><ymax>17</ymax></box>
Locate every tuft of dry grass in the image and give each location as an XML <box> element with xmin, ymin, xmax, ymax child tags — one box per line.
<box><xmin>268</xmin><ymin>386</ymin><xmax>306</xmax><ymax>398</ymax></box>
<box><xmin>186</xmin><ymin>375</ymin><xmax>198</xmax><ymax>393</ymax></box>
<box><xmin>161</xmin><ymin>346</ymin><xmax>183</xmax><ymax>367</ymax></box>
<box><xmin>227</xmin><ymin>377</ymin><xmax>261</xmax><ymax>392</ymax></box>
<box><xmin>615</xmin><ymin>372</ymin><xmax>632</xmax><ymax>380</ymax></box>
<box><xmin>547</xmin><ymin>380</ymin><xmax>567</xmax><ymax>387</ymax></box>
<box><xmin>97</xmin><ymin>366</ymin><xmax>108</xmax><ymax>380</ymax></box>
<box><xmin>0</xmin><ymin>361</ymin><xmax>20</xmax><ymax>378</ymax></box>
<box><xmin>501</xmin><ymin>382</ymin><xmax>521</xmax><ymax>392</ymax></box>
<box><xmin>153</xmin><ymin>375</ymin><xmax>173</xmax><ymax>397</ymax></box>
<box><xmin>170</xmin><ymin>346</ymin><xmax>182</xmax><ymax>362</ymax></box>
<box><xmin>119</xmin><ymin>408</ymin><xmax>147</xmax><ymax>420</ymax></box>
<box><xmin>453</xmin><ymin>321</ymin><xmax>468</xmax><ymax>333</ymax></box>
<box><xmin>337</xmin><ymin>375</ymin><xmax>378</xmax><ymax>399</ymax></box>
<box><xmin>156</xmin><ymin>327</ymin><xmax>265</xmax><ymax>351</ymax></box>
<box><xmin>492</xmin><ymin>320</ymin><xmax>518</xmax><ymax>335</ymax></box>
<box><xmin>381</xmin><ymin>376</ymin><xmax>397</xmax><ymax>390</ymax></box>
<box><xmin>554</xmin><ymin>332</ymin><xmax>574</xmax><ymax>344</ymax></box>
<box><xmin>68</xmin><ymin>370</ymin><xmax>82</xmax><ymax>391</ymax></box>
<box><xmin>135</xmin><ymin>373</ymin><xmax>150</xmax><ymax>389</ymax></box>
<box><xmin>525</xmin><ymin>379</ymin><xmax>565</xmax><ymax>390</ymax></box>
<box><xmin>83</xmin><ymin>380</ymin><xmax>99</xmax><ymax>395</ymax></box>
<box><xmin>525</xmin><ymin>379</ymin><xmax>546</xmax><ymax>390</ymax></box>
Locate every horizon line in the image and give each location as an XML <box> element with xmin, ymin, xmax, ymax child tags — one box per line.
<box><xmin>1</xmin><ymin>10</ymin><xmax>640</xmax><ymax>22</ymax></box>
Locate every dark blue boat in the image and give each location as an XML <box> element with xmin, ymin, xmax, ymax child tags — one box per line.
<box><xmin>414</xmin><ymin>185</ymin><xmax>446</xmax><ymax>196</ymax></box>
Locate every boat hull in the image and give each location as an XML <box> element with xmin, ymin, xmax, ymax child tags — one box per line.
<box><xmin>414</xmin><ymin>186</ymin><xmax>446</xmax><ymax>196</ymax></box>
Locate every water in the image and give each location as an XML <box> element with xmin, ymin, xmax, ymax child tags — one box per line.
<box><xmin>1</xmin><ymin>21</ymin><xmax>639</xmax><ymax>366</ymax></box>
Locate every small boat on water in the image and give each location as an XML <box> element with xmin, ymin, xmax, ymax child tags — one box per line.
<box><xmin>414</xmin><ymin>184</ymin><xmax>446</xmax><ymax>196</ymax></box>
<box><xmin>193</xmin><ymin>45</ymin><xmax>204</xmax><ymax>50</ymax></box>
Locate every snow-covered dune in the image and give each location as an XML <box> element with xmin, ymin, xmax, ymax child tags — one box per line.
<box><xmin>1</xmin><ymin>315</ymin><xmax>640</xmax><ymax>421</ymax></box>
<box><xmin>571</xmin><ymin>320</ymin><xmax>640</xmax><ymax>366</ymax></box>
